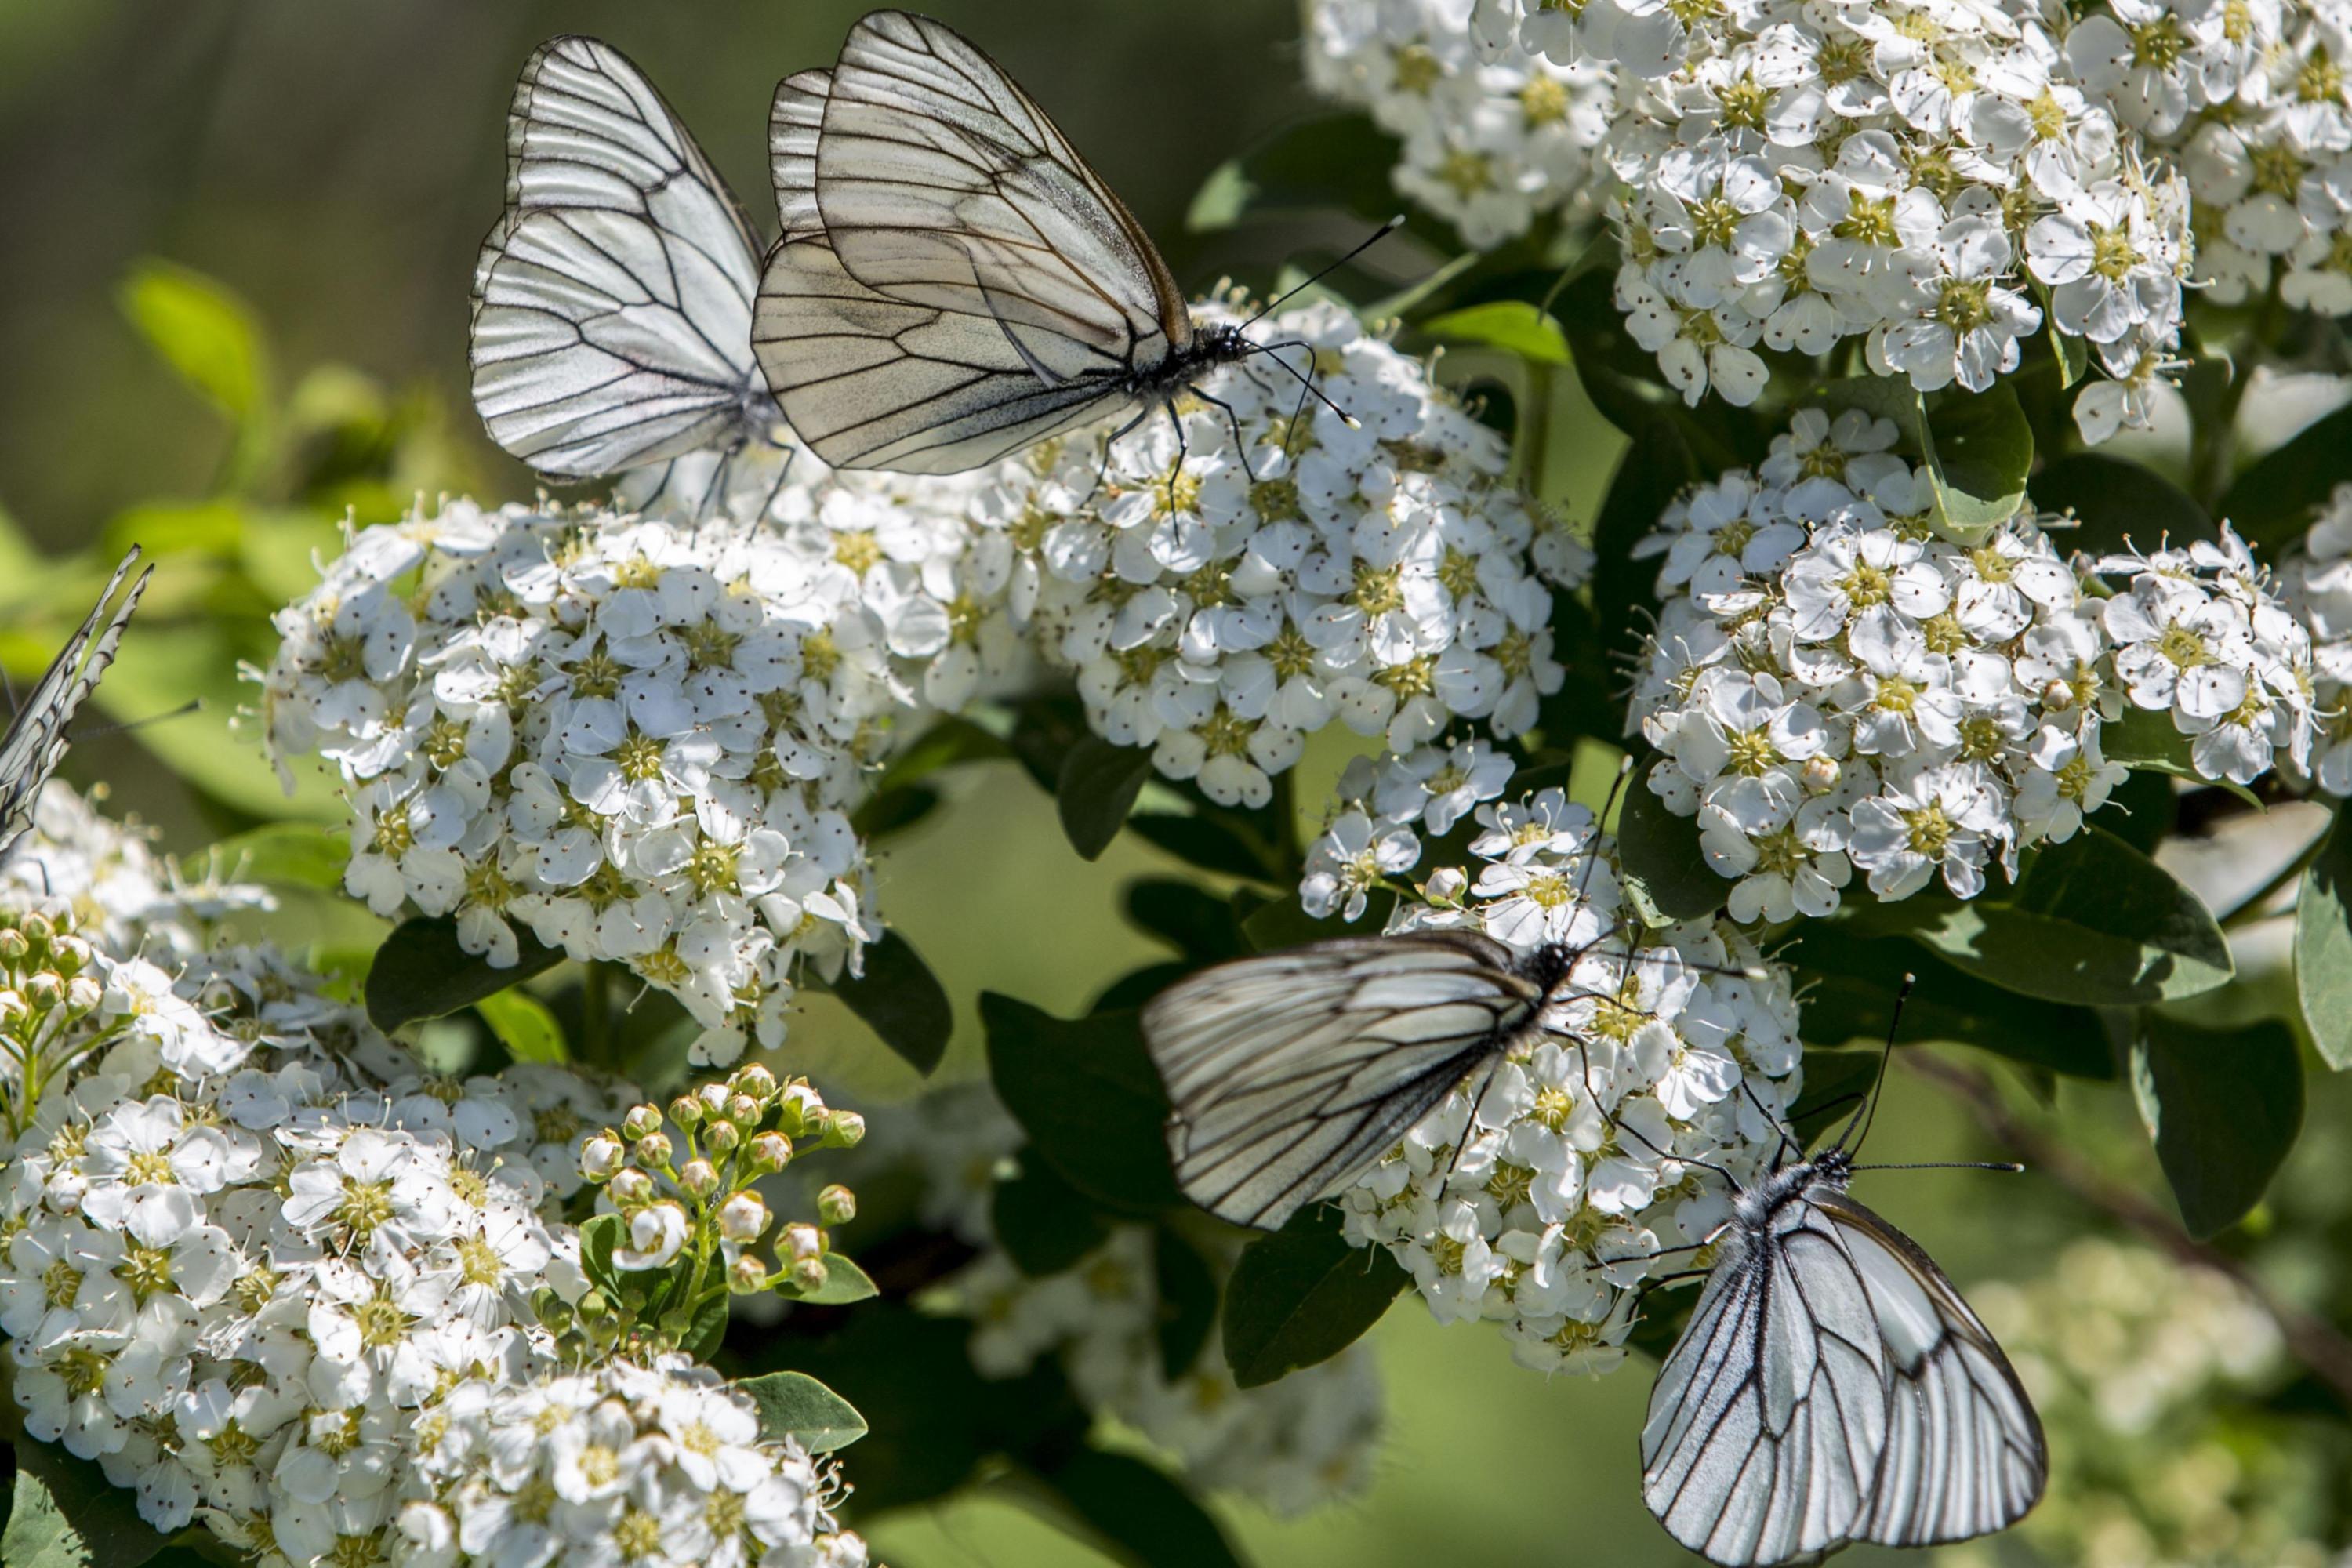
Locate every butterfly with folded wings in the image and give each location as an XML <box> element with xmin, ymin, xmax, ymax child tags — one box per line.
<box><xmin>470</xmin><ymin>36</ymin><xmax>792</xmax><ymax>499</ymax></box>
<box><xmin>0</xmin><ymin>548</ymin><xmax>152</xmax><ymax>866</ymax></box>
<box><xmin>755</xmin><ymin>10</ymin><xmax>1365</xmax><ymax>478</ymax></box>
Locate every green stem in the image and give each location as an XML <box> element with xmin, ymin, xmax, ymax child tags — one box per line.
<box><xmin>581</xmin><ymin>960</ymin><xmax>613</xmax><ymax>1070</ymax></box>
<box><xmin>1519</xmin><ymin>363</ymin><xmax>1556</xmax><ymax>499</ymax></box>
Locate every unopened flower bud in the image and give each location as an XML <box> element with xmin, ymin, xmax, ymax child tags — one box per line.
<box><xmin>608</xmin><ymin>1167</ymin><xmax>654</xmax><ymax>1206</ymax></box>
<box><xmin>705</xmin><ymin>1120</ymin><xmax>740</xmax><ymax>1154</ymax></box>
<box><xmin>576</xmin><ymin>1288</ymin><xmax>613</xmax><ymax>1322</ymax></box>
<box><xmin>0</xmin><ymin>991</ymin><xmax>25</xmax><ymax>1024</ymax></box>
<box><xmin>777</xmin><ymin>1084</ymin><xmax>825</xmax><ymax>1134</ymax></box>
<box><xmin>821</xmin><ymin>1110</ymin><xmax>866</xmax><ymax>1149</ymax></box>
<box><xmin>24</xmin><ymin>914</ymin><xmax>52</xmax><ymax>946</ymax></box>
<box><xmin>677</xmin><ymin>1159</ymin><xmax>720</xmax><ymax>1198</ymax></box>
<box><xmin>699</xmin><ymin>1082</ymin><xmax>731</xmax><ymax>1117</ymax></box>
<box><xmin>25</xmin><ymin>971</ymin><xmax>60</xmax><ymax>1006</ymax></box>
<box><xmin>729</xmin><ymin>1254</ymin><xmax>770</xmax><ymax>1294</ymax></box>
<box><xmin>781</xmin><ymin>1221</ymin><xmax>823</xmax><ymax>1263</ymax></box>
<box><xmin>581</xmin><ymin>1134</ymin><xmax>626</xmax><ymax>1181</ymax></box>
<box><xmin>532</xmin><ymin>1290</ymin><xmax>575</xmax><ymax>1336</ymax></box>
<box><xmin>817</xmin><ymin>1185</ymin><xmax>857</xmax><ymax>1227</ymax></box>
<box><xmin>733</xmin><ymin>1064</ymin><xmax>777</xmax><ymax>1102</ymax></box>
<box><xmin>0</xmin><ymin>929</ymin><xmax>26</xmax><ymax>963</ymax></box>
<box><xmin>1802</xmin><ymin>755</ymin><xmax>1841</xmax><ymax>794</ymax></box>
<box><xmin>1421</xmin><ymin>866</ymin><xmax>1468</xmax><ymax>903</ymax></box>
<box><xmin>622</xmin><ymin>1104</ymin><xmax>662</xmax><ymax>1139</ymax></box>
<box><xmin>64</xmin><ymin>976</ymin><xmax>101</xmax><ymax>1014</ymax></box>
<box><xmin>634</xmin><ymin>1131</ymin><xmax>673</xmax><ymax>1166</ymax></box>
<box><xmin>50</xmin><ymin>937</ymin><xmax>89</xmax><ymax>978</ymax></box>
<box><xmin>668</xmin><ymin>1094</ymin><xmax>703</xmax><ymax>1127</ymax></box>
<box><xmin>2042</xmin><ymin>679</ymin><xmax>2075</xmax><ymax>710</ymax></box>
<box><xmin>727</xmin><ymin>1093</ymin><xmax>760</xmax><ymax>1126</ymax></box>
<box><xmin>747</xmin><ymin>1131</ymin><xmax>791</xmax><ymax>1173</ymax></box>
<box><xmin>789</xmin><ymin>1256</ymin><xmax>829</xmax><ymax>1295</ymax></box>
<box><xmin>612</xmin><ymin>1201</ymin><xmax>689</xmax><ymax>1270</ymax></box>
<box><xmin>717</xmin><ymin>1192</ymin><xmax>768</xmax><ymax>1243</ymax></box>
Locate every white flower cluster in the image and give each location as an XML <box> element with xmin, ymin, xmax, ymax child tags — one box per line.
<box><xmin>1308</xmin><ymin>0</ymin><xmax>2203</xmax><ymax>437</ymax></box>
<box><xmin>0</xmin><ymin>782</ymin><xmax>269</xmax><ymax>960</ymax></box>
<box><xmin>1628</xmin><ymin>406</ymin><xmax>2316</xmax><ymax>914</ymax></box>
<box><xmin>260</xmin><ymin>498</ymin><xmax>909</xmax><ymax>1068</ymax></box>
<box><xmin>396</xmin><ymin>1355</ymin><xmax>866</xmax><ymax>1568</ymax></box>
<box><xmin>2099</xmin><ymin>0</ymin><xmax>2352</xmax><ymax>320</ymax></box>
<box><xmin>949</xmin><ymin>1226</ymin><xmax>1384</xmax><ymax>1518</ymax></box>
<box><xmin>1953</xmin><ymin>1239</ymin><xmax>2333</xmax><ymax>1568</ymax></box>
<box><xmin>1309</xmin><ymin>756</ymin><xmax>1807</xmax><ymax>1374</ymax></box>
<box><xmin>1301</xmin><ymin>0</ymin><xmax>1617</xmax><ymax>246</ymax></box>
<box><xmin>2274</xmin><ymin>480</ymin><xmax>2352</xmax><ymax>795</ymax></box>
<box><xmin>995</xmin><ymin>298</ymin><xmax>1591</xmax><ymax>797</ymax></box>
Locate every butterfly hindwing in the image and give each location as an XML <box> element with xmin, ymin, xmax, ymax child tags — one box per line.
<box><xmin>1141</xmin><ymin>931</ymin><xmax>1544</xmax><ymax>1231</ymax></box>
<box><xmin>0</xmin><ymin>548</ymin><xmax>151</xmax><ymax>862</ymax></box>
<box><xmin>470</xmin><ymin>35</ymin><xmax>777</xmax><ymax>480</ymax></box>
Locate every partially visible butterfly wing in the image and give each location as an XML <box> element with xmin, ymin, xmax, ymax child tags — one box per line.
<box><xmin>756</xmin><ymin>68</ymin><xmax>1134</xmax><ymax>474</ymax></box>
<box><xmin>1642</xmin><ymin>1198</ymin><xmax>1890</xmax><ymax>1567</ymax></box>
<box><xmin>470</xmin><ymin>35</ymin><xmax>775</xmax><ymax>479</ymax></box>
<box><xmin>815</xmin><ymin>10</ymin><xmax>1191</xmax><ymax>372</ymax></box>
<box><xmin>0</xmin><ymin>549</ymin><xmax>151</xmax><ymax>862</ymax></box>
<box><xmin>1141</xmin><ymin>932</ymin><xmax>1541</xmax><ymax>1231</ymax></box>
<box><xmin>1815</xmin><ymin>1191</ymin><xmax>2047</xmax><ymax>1548</ymax></box>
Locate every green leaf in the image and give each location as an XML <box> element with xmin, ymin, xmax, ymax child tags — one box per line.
<box><xmin>1152</xmin><ymin>1225</ymin><xmax>1220</xmax><ymax>1381</ymax></box>
<box><xmin>825</xmin><ymin>929</ymin><xmax>952</xmax><ymax>1075</ymax></box>
<box><xmin>1093</xmin><ymin>960</ymin><xmax>1195</xmax><ymax>1014</ymax></box>
<box><xmin>983</xmin><ymin>995</ymin><xmax>1179</xmax><ymax>1213</ymax></box>
<box><xmin>849</xmin><ymin>782</ymin><xmax>942</xmax><ymax>840</ymax></box>
<box><xmin>1841</xmin><ymin>826</ymin><xmax>2232</xmax><ymax>1005</ymax></box>
<box><xmin>1186</xmin><ymin>113</ymin><xmax>1400</xmax><ymax>232</ymax></box>
<box><xmin>1813</xmin><ymin>378</ymin><xmax>2032</xmax><ymax>543</ymax></box>
<box><xmin>198</xmin><ymin>822</ymin><xmax>348</xmax><ymax>891</ymax></box>
<box><xmin>363</xmin><ymin>916</ymin><xmax>564</xmax><ymax>1035</ymax></box>
<box><xmin>2130</xmin><ymin>1015</ymin><xmax>2304</xmax><ymax>1237</ymax></box>
<box><xmin>1057</xmin><ymin>735</ymin><xmax>1156</xmax><ymax>860</ymax></box>
<box><xmin>1795</xmin><ymin>926</ymin><xmax>2114</xmax><ymax>1080</ymax></box>
<box><xmin>474</xmin><ymin>988</ymin><xmax>568</xmax><ymax>1064</ymax></box>
<box><xmin>2294</xmin><ymin>807</ymin><xmax>2352</xmax><ymax>1071</ymax></box>
<box><xmin>2031</xmin><ymin>453</ymin><xmax>2214</xmax><ymax>556</ymax></box>
<box><xmin>1024</xmin><ymin>1448</ymin><xmax>1243</xmax><ymax>1568</ymax></box>
<box><xmin>1128</xmin><ymin>811</ymin><xmax>1279</xmax><ymax>882</ymax></box>
<box><xmin>118</xmin><ymin>259</ymin><xmax>267</xmax><ymax>425</ymax></box>
<box><xmin>677</xmin><ymin>1287</ymin><xmax>730</xmax><ymax>1360</ymax></box>
<box><xmin>1125</xmin><ymin>878</ymin><xmax>1247</xmax><ymax>963</ymax></box>
<box><xmin>578</xmin><ymin>1212</ymin><xmax>626</xmax><ymax>1297</ymax></box>
<box><xmin>1</xmin><ymin>1428</ymin><xmax>168</xmax><ymax>1568</ymax></box>
<box><xmin>2216</xmin><ymin>400</ymin><xmax>2352</xmax><ymax>552</ymax></box>
<box><xmin>871</xmin><ymin>713</ymin><xmax>1012</xmax><ymax>794</ymax></box>
<box><xmin>1422</xmin><ymin>301</ymin><xmax>1570</xmax><ymax>365</ymax></box>
<box><xmin>1617</xmin><ymin>771</ymin><xmax>1722</xmax><ymax>925</ymax></box>
<box><xmin>737</xmin><ymin>1370</ymin><xmax>869</xmax><ymax>1453</ymax></box>
<box><xmin>784</xmin><ymin>1255</ymin><xmax>880</xmax><ymax>1306</ymax></box>
<box><xmin>1236</xmin><ymin>887</ymin><xmax>1391</xmax><ymax>952</ymax></box>
<box><xmin>1007</xmin><ymin>695</ymin><xmax>1091</xmax><ymax>793</ymax></box>
<box><xmin>1222</xmin><ymin>1205</ymin><xmax>1406</xmax><ymax>1388</ymax></box>
<box><xmin>2100</xmin><ymin>707</ymin><xmax>2263</xmax><ymax>808</ymax></box>
<box><xmin>992</xmin><ymin>1148</ymin><xmax>1110</xmax><ymax>1277</ymax></box>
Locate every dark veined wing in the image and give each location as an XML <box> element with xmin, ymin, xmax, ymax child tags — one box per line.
<box><xmin>1140</xmin><ymin>931</ymin><xmax>1543</xmax><ymax>1232</ymax></box>
<box><xmin>470</xmin><ymin>35</ymin><xmax>778</xmax><ymax>479</ymax></box>
<box><xmin>0</xmin><ymin>549</ymin><xmax>152</xmax><ymax>863</ymax></box>
<box><xmin>815</xmin><ymin>10</ymin><xmax>1192</xmax><ymax>370</ymax></box>
<box><xmin>755</xmin><ymin>68</ymin><xmax>1136</xmax><ymax>474</ymax></box>
<box><xmin>1813</xmin><ymin>1190</ymin><xmax>2047</xmax><ymax>1549</ymax></box>
<box><xmin>1641</xmin><ymin>1196</ymin><xmax>1891</xmax><ymax>1567</ymax></box>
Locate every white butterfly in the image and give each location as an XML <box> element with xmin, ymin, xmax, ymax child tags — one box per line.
<box><xmin>1141</xmin><ymin>931</ymin><xmax>1576</xmax><ymax>1230</ymax></box>
<box><xmin>1639</xmin><ymin>1080</ymin><xmax>2046</xmax><ymax>1565</ymax></box>
<box><xmin>753</xmin><ymin>10</ymin><xmax>1284</xmax><ymax>477</ymax></box>
<box><xmin>0</xmin><ymin>548</ymin><xmax>152</xmax><ymax>864</ymax></box>
<box><xmin>470</xmin><ymin>36</ymin><xmax>788</xmax><ymax>487</ymax></box>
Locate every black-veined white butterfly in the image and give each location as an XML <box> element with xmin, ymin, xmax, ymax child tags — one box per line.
<box><xmin>1639</xmin><ymin>985</ymin><xmax>2046</xmax><ymax>1566</ymax></box>
<box><xmin>470</xmin><ymin>36</ymin><xmax>789</xmax><ymax>490</ymax></box>
<box><xmin>1142</xmin><ymin>930</ymin><xmax>1580</xmax><ymax>1231</ymax></box>
<box><xmin>0</xmin><ymin>548</ymin><xmax>151</xmax><ymax>864</ymax></box>
<box><xmin>753</xmin><ymin>10</ymin><xmax>1367</xmax><ymax>477</ymax></box>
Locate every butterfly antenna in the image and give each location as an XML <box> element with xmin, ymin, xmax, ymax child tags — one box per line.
<box><xmin>1831</xmin><ymin>971</ymin><xmax>1914</xmax><ymax>1158</ymax></box>
<box><xmin>1738</xmin><ymin>1074</ymin><xmax>1799</xmax><ymax>1171</ymax></box>
<box><xmin>72</xmin><ymin>698</ymin><xmax>201</xmax><ymax>742</ymax></box>
<box><xmin>1849</xmin><ymin>1160</ymin><xmax>2025</xmax><ymax>1174</ymax></box>
<box><xmin>1237</xmin><ymin>214</ymin><xmax>1406</xmax><ymax>332</ymax></box>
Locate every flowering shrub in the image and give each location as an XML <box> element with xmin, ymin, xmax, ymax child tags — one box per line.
<box><xmin>13</xmin><ymin>5</ymin><xmax>2352</xmax><ymax>1567</ymax></box>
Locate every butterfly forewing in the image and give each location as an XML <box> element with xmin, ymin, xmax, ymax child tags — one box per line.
<box><xmin>757</xmin><ymin>67</ymin><xmax>1138</xmax><ymax>474</ymax></box>
<box><xmin>1814</xmin><ymin>1190</ymin><xmax>2047</xmax><ymax>1549</ymax></box>
<box><xmin>0</xmin><ymin>548</ymin><xmax>151</xmax><ymax>862</ymax></box>
<box><xmin>1142</xmin><ymin>932</ymin><xmax>1543</xmax><ymax>1231</ymax></box>
<box><xmin>470</xmin><ymin>36</ymin><xmax>776</xmax><ymax>480</ymax></box>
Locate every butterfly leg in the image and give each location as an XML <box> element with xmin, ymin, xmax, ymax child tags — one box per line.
<box><xmin>752</xmin><ymin>442</ymin><xmax>796</xmax><ymax>530</ymax></box>
<box><xmin>1159</xmin><ymin>398</ymin><xmax>1190</xmax><ymax>514</ymax></box>
<box><xmin>1085</xmin><ymin>405</ymin><xmax>1156</xmax><ymax>506</ymax></box>
<box><xmin>1189</xmin><ymin>385</ymin><xmax>1258</xmax><ymax>484</ymax></box>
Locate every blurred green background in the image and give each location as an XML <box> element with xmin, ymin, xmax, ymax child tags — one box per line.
<box><xmin>2</xmin><ymin>5</ymin><xmax>2345</xmax><ymax>1566</ymax></box>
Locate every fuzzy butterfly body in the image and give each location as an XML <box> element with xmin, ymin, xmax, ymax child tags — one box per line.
<box><xmin>0</xmin><ymin>548</ymin><xmax>151</xmax><ymax>864</ymax></box>
<box><xmin>470</xmin><ymin>36</ymin><xmax>787</xmax><ymax>483</ymax></box>
<box><xmin>1640</xmin><ymin>1145</ymin><xmax>2047</xmax><ymax>1566</ymax></box>
<box><xmin>753</xmin><ymin>10</ymin><xmax>1258</xmax><ymax>475</ymax></box>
